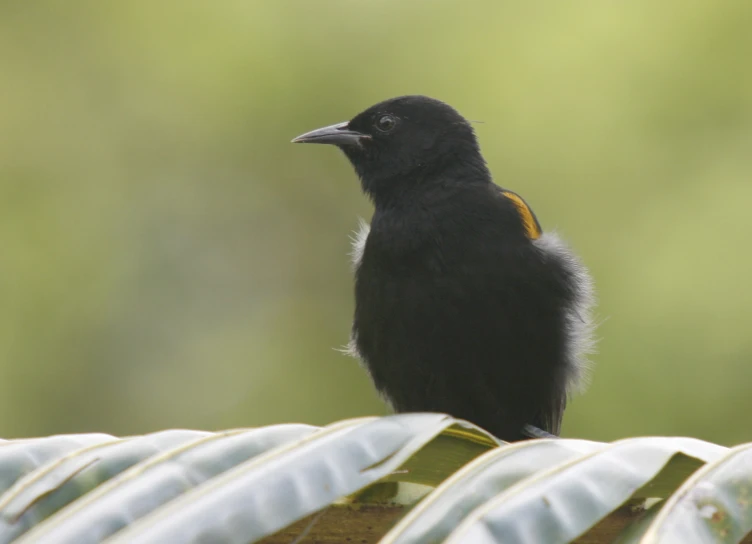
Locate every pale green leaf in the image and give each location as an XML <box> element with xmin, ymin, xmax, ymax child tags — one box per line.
<box><xmin>445</xmin><ymin>437</ymin><xmax>726</xmax><ymax>544</ymax></box>
<box><xmin>0</xmin><ymin>435</ymin><xmax>116</xmax><ymax>495</ymax></box>
<box><xmin>104</xmin><ymin>414</ymin><xmax>498</xmax><ymax>544</ymax></box>
<box><xmin>639</xmin><ymin>442</ymin><xmax>752</xmax><ymax>543</ymax></box>
<box><xmin>16</xmin><ymin>424</ymin><xmax>317</xmax><ymax>544</ymax></box>
<box><xmin>0</xmin><ymin>430</ymin><xmax>211</xmax><ymax>543</ymax></box>
<box><xmin>382</xmin><ymin>438</ymin><xmax>605</xmax><ymax>544</ymax></box>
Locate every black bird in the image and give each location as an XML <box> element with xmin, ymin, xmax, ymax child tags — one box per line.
<box><xmin>292</xmin><ymin>95</ymin><xmax>595</xmax><ymax>441</ymax></box>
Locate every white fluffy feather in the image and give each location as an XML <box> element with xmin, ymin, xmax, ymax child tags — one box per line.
<box><xmin>533</xmin><ymin>231</ymin><xmax>597</xmax><ymax>395</ymax></box>
<box><xmin>349</xmin><ymin>218</ymin><xmax>370</xmax><ymax>270</ymax></box>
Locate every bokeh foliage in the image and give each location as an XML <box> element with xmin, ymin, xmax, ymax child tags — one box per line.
<box><xmin>1</xmin><ymin>1</ymin><xmax>751</xmax><ymax>443</ymax></box>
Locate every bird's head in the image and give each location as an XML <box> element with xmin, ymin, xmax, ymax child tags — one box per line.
<box><xmin>292</xmin><ymin>95</ymin><xmax>489</xmax><ymax>204</ymax></box>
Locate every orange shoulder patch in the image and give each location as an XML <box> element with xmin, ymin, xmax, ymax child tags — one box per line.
<box><xmin>502</xmin><ymin>191</ymin><xmax>542</xmax><ymax>240</ymax></box>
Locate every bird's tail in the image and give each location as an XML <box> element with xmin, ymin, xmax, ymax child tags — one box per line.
<box><xmin>522</xmin><ymin>424</ymin><xmax>558</xmax><ymax>439</ymax></box>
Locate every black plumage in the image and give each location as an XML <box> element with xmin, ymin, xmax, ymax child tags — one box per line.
<box><xmin>293</xmin><ymin>95</ymin><xmax>595</xmax><ymax>441</ymax></box>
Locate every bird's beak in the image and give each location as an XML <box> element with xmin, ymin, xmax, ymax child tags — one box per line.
<box><xmin>291</xmin><ymin>121</ymin><xmax>369</xmax><ymax>146</ymax></box>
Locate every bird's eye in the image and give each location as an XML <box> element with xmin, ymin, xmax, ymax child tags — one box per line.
<box><xmin>374</xmin><ymin>114</ymin><xmax>397</xmax><ymax>133</ymax></box>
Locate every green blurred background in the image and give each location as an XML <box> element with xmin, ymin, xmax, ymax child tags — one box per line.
<box><xmin>1</xmin><ymin>1</ymin><xmax>751</xmax><ymax>445</ymax></box>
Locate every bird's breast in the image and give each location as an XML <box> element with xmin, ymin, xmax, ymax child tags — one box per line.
<box><xmin>357</xmin><ymin>221</ymin><xmax>446</xmax><ymax>278</ymax></box>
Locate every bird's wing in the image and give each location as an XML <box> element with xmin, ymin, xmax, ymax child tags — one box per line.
<box><xmin>496</xmin><ymin>186</ymin><xmax>564</xmax><ymax>435</ymax></box>
<box><xmin>496</xmin><ymin>188</ymin><xmax>542</xmax><ymax>240</ymax></box>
